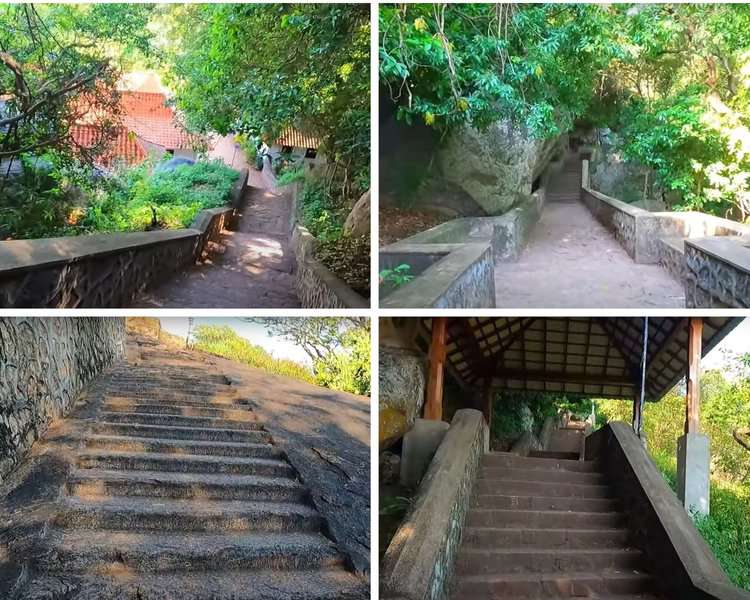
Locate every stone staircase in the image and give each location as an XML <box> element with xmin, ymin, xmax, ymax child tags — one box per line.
<box><xmin>546</xmin><ymin>154</ymin><xmax>582</xmax><ymax>204</ymax></box>
<box><xmin>22</xmin><ymin>350</ymin><xmax>363</xmax><ymax>599</ymax></box>
<box><xmin>450</xmin><ymin>452</ymin><xmax>662</xmax><ymax>599</ymax></box>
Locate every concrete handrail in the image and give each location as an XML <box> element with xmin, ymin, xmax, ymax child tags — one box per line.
<box><xmin>586</xmin><ymin>422</ymin><xmax>750</xmax><ymax>600</ymax></box>
<box><xmin>381</xmin><ymin>409</ymin><xmax>488</xmax><ymax>600</ymax></box>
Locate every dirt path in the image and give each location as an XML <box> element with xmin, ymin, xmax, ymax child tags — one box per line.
<box><xmin>133</xmin><ymin>171</ymin><xmax>300</xmax><ymax>308</ymax></box>
<box><xmin>494</xmin><ymin>201</ymin><xmax>685</xmax><ymax>308</ymax></box>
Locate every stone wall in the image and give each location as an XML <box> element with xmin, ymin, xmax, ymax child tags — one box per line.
<box><xmin>381</xmin><ymin>243</ymin><xmax>495</xmax><ymax>308</ymax></box>
<box><xmin>290</xmin><ymin>224</ymin><xmax>369</xmax><ymax>308</ymax></box>
<box><xmin>684</xmin><ymin>238</ymin><xmax>750</xmax><ymax>308</ymax></box>
<box><xmin>0</xmin><ymin>317</ymin><xmax>126</xmax><ymax>481</ymax></box>
<box><xmin>0</xmin><ymin>169</ymin><xmax>248</xmax><ymax>308</ymax></box>
<box><xmin>580</xmin><ymin>187</ymin><xmax>639</xmax><ymax>258</ymax></box>
<box><xmin>381</xmin><ymin>409</ymin><xmax>489</xmax><ymax>600</ymax></box>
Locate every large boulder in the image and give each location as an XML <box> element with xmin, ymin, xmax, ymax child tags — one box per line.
<box><xmin>437</xmin><ymin>120</ymin><xmax>561</xmax><ymax>215</ymax></box>
<box><xmin>343</xmin><ymin>189</ymin><xmax>370</xmax><ymax>237</ymax></box>
<box><xmin>379</xmin><ymin>346</ymin><xmax>426</xmax><ymax>449</ymax></box>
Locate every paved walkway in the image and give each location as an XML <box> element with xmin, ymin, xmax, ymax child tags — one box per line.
<box><xmin>134</xmin><ymin>171</ymin><xmax>300</xmax><ymax>308</ymax></box>
<box><xmin>494</xmin><ymin>200</ymin><xmax>685</xmax><ymax>308</ymax></box>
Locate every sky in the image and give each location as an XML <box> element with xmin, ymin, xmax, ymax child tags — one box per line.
<box><xmin>704</xmin><ymin>317</ymin><xmax>750</xmax><ymax>373</ymax></box>
<box><xmin>159</xmin><ymin>318</ymin><xmax>313</xmax><ymax>366</ymax></box>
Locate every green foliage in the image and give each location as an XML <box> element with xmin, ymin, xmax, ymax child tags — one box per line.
<box><xmin>275</xmin><ymin>166</ymin><xmax>305</xmax><ymax>187</ymax></box>
<box><xmin>234</xmin><ymin>133</ymin><xmax>259</xmax><ymax>163</ymax></box>
<box><xmin>490</xmin><ymin>391</ymin><xmax>591</xmax><ymax>441</ymax></box>
<box><xmin>163</xmin><ymin>3</ymin><xmax>370</xmax><ymax>199</ymax></box>
<box><xmin>379</xmin><ymin>264</ymin><xmax>414</xmax><ymax>288</ymax></box>
<box><xmin>81</xmin><ymin>160</ymin><xmax>239</xmax><ymax>233</ymax></box>
<box><xmin>299</xmin><ymin>178</ymin><xmax>346</xmax><ymax>242</ymax></box>
<box><xmin>313</xmin><ymin>323</ymin><xmax>371</xmax><ymax>396</ymax></box>
<box><xmin>192</xmin><ymin>325</ymin><xmax>315</xmax><ymax>385</ymax></box>
<box><xmin>380</xmin><ymin>4</ymin><xmax>619</xmax><ymax>137</ymax></box>
<box><xmin>595</xmin><ymin>362</ymin><xmax>750</xmax><ymax>590</ymax></box>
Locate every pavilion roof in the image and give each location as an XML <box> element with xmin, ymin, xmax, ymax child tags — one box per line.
<box><xmin>414</xmin><ymin>317</ymin><xmax>741</xmax><ymax>401</ymax></box>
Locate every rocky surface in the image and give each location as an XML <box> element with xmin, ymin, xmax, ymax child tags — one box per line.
<box><xmin>344</xmin><ymin>189</ymin><xmax>371</xmax><ymax>237</ymax></box>
<box><xmin>379</xmin><ymin>347</ymin><xmax>426</xmax><ymax>447</ymax></box>
<box><xmin>437</xmin><ymin>121</ymin><xmax>560</xmax><ymax>215</ymax></box>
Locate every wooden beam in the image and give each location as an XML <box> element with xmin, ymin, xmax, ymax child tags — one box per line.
<box><xmin>424</xmin><ymin>317</ymin><xmax>448</xmax><ymax>421</ymax></box>
<box><xmin>685</xmin><ymin>317</ymin><xmax>702</xmax><ymax>434</ymax></box>
<box><xmin>481</xmin><ymin>385</ymin><xmax>494</xmax><ymax>428</ymax></box>
<box><xmin>490</xmin><ymin>368</ymin><xmax>634</xmax><ymax>387</ymax></box>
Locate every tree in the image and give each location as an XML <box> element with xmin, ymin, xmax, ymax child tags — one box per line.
<box><xmin>0</xmin><ymin>4</ymin><xmax>154</xmax><ymax>170</ymax></box>
<box><xmin>161</xmin><ymin>4</ymin><xmax>370</xmax><ymax>199</ymax></box>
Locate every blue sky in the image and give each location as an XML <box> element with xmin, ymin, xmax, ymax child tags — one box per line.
<box><xmin>159</xmin><ymin>318</ymin><xmax>313</xmax><ymax>366</ymax></box>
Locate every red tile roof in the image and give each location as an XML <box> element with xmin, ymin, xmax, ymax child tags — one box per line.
<box><xmin>71</xmin><ymin>124</ymin><xmax>147</xmax><ymax>166</ymax></box>
<box><xmin>120</xmin><ymin>92</ymin><xmax>195</xmax><ymax>151</ymax></box>
<box><xmin>274</xmin><ymin>127</ymin><xmax>320</xmax><ymax>150</ymax></box>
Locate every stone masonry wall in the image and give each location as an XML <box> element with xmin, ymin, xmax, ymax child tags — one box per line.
<box><xmin>0</xmin><ymin>317</ymin><xmax>126</xmax><ymax>481</ymax></box>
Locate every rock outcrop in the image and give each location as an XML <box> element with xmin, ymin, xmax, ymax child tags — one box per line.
<box><xmin>437</xmin><ymin>120</ymin><xmax>562</xmax><ymax>215</ymax></box>
<box><xmin>344</xmin><ymin>189</ymin><xmax>370</xmax><ymax>237</ymax></box>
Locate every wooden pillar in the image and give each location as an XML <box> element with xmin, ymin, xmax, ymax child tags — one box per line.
<box><xmin>685</xmin><ymin>317</ymin><xmax>703</xmax><ymax>434</ymax></box>
<box><xmin>424</xmin><ymin>317</ymin><xmax>448</xmax><ymax>421</ymax></box>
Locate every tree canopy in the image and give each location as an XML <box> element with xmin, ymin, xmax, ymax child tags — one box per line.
<box><xmin>0</xmin><ymin>3</ymin><xmax>154</xmax><ymax>166</ymax></box>
<box><xmin>380</xmin><ymin>3</ymin><xmax>750</xmax><ymax>218</ymax></box>
<box><xmin>161</xmin><ymin>3</ymin><xmax>371</xmax><ymax>198</ymax></box>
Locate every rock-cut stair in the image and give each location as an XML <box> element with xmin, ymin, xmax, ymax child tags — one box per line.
<box><xmin>23</xmin><ymin>356</ymin><xmax>363</xmax><ymax>599</ymax></box>
<box><xmin>450</xmin><ymin>451</ymin><xmax>664</xmax><ymax>600</ymax></box>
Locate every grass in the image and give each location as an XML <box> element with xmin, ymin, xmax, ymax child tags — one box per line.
<box><xmin>192</xmin><ymin>325</ymin><xmax>315</xmax><ymax>385</ymax></box>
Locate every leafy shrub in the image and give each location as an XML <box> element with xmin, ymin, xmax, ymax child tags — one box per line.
<box><xmin>192</xmin><ymin>325</ymin><xmax>315</xmax><ymax>384</ymax></box>
<box><xmin>380</xmin><ymin>264</ymin><xmax>414</xmax><ymax>287</ymax></box>
<box><xmin>299</xmin><ymin>178</ymin><xmax>346</xmax><ymax>241</ymax></box>
<box><xmin>276</xmin><ymin>165</ymin><xmax>305</xmax><ymax>186</ymax></box>
<box><xmin>234</xmin><ymin>133</ymin><xmax>259</xmax><ymax>163</ymax></box>
<box><xmin>83</xmin><ymin>159</ymin><xmax>239</xmax><ymax>232</ymax></box>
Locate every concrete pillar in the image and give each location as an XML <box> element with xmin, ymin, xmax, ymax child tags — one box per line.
<box><xmin>677</xmin><ymin>432</ymin><xmax>710</xmax><ymax>517</ymax></box>
<box><xmin>399</xmin><ymin>418</ymin><xmax>450</xmax><ymax>488</ymax></box>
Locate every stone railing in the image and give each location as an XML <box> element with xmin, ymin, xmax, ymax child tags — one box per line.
<box><xmin>0</xmin><ymin>169</ymin><xmax>248</xmax><ymax>308</ymax></box>
<box><xmin>0</xmin><ymin>317</ymin><xmax>125</xmax><ymax>482</ymax></box>
<box><xmin>288</xmin><ymin>182</ymin><xmax>369</xmax><ymax>309</ymax></box>
<box><xmin>381</xmin><ymin>409</ymin><xmax>489</xmax><ymax>600</ymax></box>
<box><xmin>581</xmin><ymin>160</ymin><xmax>750</xmax><ymax>307</ymax></box>
<box><xmin>586</xmin><ymin>422</ymin><xmax>750</xmax><ymax>600</ymax></box>
<box><xmin>379</xmin><ymin>190</ymin><xmax>545</xmax><ymax>308</ymax></box>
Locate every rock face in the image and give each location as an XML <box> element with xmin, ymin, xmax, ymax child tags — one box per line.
<box><xmin>0</xmin><ymin>318</ymin><xmax>126</xmax><ymax>482</ymax></box>
<box><xmin>437</xmin><ymin>121</ymin><xmax>561</xmax><ymax>215</ymax></box>
<box><xmin>379</xmin><ymin>346</ymin><xmax>426</xmax><ymax>448</ymax></box>
<box><xmin>344</xmin><ymin>189</ymin><xmax>371</xmax><ymax>237</ymax></box>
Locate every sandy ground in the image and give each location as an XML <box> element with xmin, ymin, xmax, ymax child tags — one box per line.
<box><xmin>494</xmin><ymin>201</ymin><xmax>685</xmax><ymax>308</ymax></box>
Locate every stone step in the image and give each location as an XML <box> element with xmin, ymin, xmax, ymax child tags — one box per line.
<box><xmin>473</xmin><ymin>494</ymin><xmax>620</xmax><ymax>513</ymax></box>
<box><xmin>104</xmin><ymin>395</ymin><xmax>248</xmax><ymax>409</ymax></box>
<box><xmin>55</xmin><ymin>496</ymin><xmax>323</xmax><ymax>533</ymax></box>
<box><xmin>452</xmin><ymin>570</ymin><xmax>654</xmax><ymax>598</ymax></box>
<box><xmin>22</xmin><ymin>568</ymin><xmax>365</xmax><ymax>600</ymax></box>
<box><xmin>466</xmin><ymin>508</ymin><xmax>625</xmax><ymax>529</ymax></box>
<box><xmin>92</xmin><ymin>421</ymin><xmax>270</xmax><ymax>443</ymax></box>
<box><xmin>483</xmin><ymin>453</ymin><xmax>599</xmax><ymax>472</ymax></box>
<box><xmin>42</xmin><ymin>529</ymin><xmax>344</xmax><ymax>573</ymax></box>
<box><xmin>108</xmin><ymin>369</ymin><xmax>228</xmax><ymax>383</ymax></box>
<box><xmin>460</xmin><ymin>527</ymin><xmax>631</xmax><ymax>549</ymax></box>
<box><xmin>98</xmin><ymin>411</ymin><xmax>263</xmax><ymax>430</ymax></box>
<box><xmin>479</xmin><ymin>466</ymin><xmax>606</xmax><ymax>485</ymax></box>
<box><xmin>84</xmin><ymin>434</ymin><xmax>281</xmax><ymax>459</ymax></box>
<box><xmin>102</xmin><ymin>402</ymin><xmax>255</xmax><ymax>420</ymax></box>
<box><xmin>455</xmin><ymin>548</ymin><xmax>644</xmax><ymax>576</ymax></box>
<box><xmin>67</xmin><ymin>468</ymin><xmax>309</xmax><ymax>502</ymax></box>
<box><xmin>77</xmin><ymin>451</ymin><xmax>295</xmax><ymax>478</ymax></box>
<box><xmin>474</xmin><ymin>478</ymin><xmax>613</xmax><ymax>498</ymax></box>
<box><xmin>528</xmin><ymin>450</ymin><xmax>581</xmax><ymax>461</ymax></box>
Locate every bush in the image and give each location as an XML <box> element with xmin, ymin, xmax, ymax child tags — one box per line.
<box><xmin>83</xmin><ymin>159</ymin><xmax>239</xmax><ymax>232</ymax></box>
<box><xmin>192</xmin><ymin>325</ymin><xmax>315</xmax><ymax>384</ymax></box>
<box><xmin>299</xmin><ymin>178</ymin><xmax>346</xmax><ymax>241</ymax></box>
<box><xmin>313</xmin><ymin>323</ymin><xmax>370</xmax><ymax>395</ymax></box>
